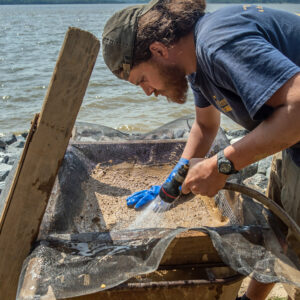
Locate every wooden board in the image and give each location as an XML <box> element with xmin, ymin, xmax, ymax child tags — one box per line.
<box><xmin>0</xmin><ymin>27</ymin><xmax>100</xmax><ymax>299</ymax></box>
<box><xmin>160</xmin><ymin>230</ymin><xmax>221</xmax><ymax>265</ymax></box>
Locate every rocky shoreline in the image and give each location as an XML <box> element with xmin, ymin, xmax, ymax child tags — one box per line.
<box><xmin>0</xmin><ymin>133</ymin><xmax>27</xmax><ymax>193</ymax></box>
<box><xmin>0</xmin><ymin>115</ymin><xmax>272</xmax><ymax>195</ymax></box>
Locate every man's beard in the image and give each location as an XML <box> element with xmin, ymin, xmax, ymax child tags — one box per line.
<box><xmin>154</xmin><ymin>62</ymin><xmax>188</xmax><ymax>104</ymax></box>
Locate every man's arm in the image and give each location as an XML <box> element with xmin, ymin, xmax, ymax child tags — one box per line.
<box><xmin>225</xmin><ymin>73</ymin><xmax>300</xmax><ymax>170</ymax></box>
<box><xmin>181</xmin><ymin>105</ymin><xmax>220</xmax><ymax>159</ymax></box>
<box><xmin>182</xmin><ymin>73</ymin><xmax>300</xmax><ymax>197</ymax></box>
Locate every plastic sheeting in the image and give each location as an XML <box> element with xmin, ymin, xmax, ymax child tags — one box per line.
<box><xmin>13</xmin><ymin>124</ymin><xmax>300</xmax><ymax>299</ymax></box>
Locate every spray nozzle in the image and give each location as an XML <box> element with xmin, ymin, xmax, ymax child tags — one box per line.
<box><xmin>159</xmin><ymin>163</ymin><xmax>189</xmax><ymax>203</ymax></box>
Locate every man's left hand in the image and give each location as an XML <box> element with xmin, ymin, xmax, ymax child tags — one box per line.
<box><xmin>181</xmin><ymin>156</ymin><xmax>229</xmax><ymax>197</ymax></box>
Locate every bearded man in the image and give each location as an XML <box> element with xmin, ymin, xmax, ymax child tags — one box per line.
<box><xmin>102</xmin><ymin>0</ymin><xmax>300</xmax><ymax>299</ymax></box>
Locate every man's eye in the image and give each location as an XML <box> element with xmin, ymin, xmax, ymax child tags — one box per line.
<box><xmin>136</xmin><ymin>76</ymin><xmax>146</xmax><ymax>86</ymax></box>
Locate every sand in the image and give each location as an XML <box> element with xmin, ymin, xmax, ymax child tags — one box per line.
<box><xmin>74</xmin><ymin>162</ymin><xmax>228</xmax><ymax>233</ymax></box>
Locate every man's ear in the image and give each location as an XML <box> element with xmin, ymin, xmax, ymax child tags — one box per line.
<box><xmin>149</xmin><ymin>42</ymin><xmax>169</xmax><ymax>59</ymax></box>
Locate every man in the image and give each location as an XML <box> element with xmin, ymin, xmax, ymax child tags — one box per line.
<box><xmin>102</xmin><ymin>0</ymin><xmax>300</xmax><ymax>299</ymax></box>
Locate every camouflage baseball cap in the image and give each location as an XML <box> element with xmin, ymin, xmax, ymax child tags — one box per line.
<box><xmin>102</xmin><ymin>0</ymin><xmax>159</xmax><ymax>80</ymax></box>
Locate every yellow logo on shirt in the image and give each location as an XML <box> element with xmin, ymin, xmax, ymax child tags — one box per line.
<box><xmin>243</xmin><ymin>4</ymin><xmax>251</xmax><ymax>11</ymax></box>
<box><xmin>213</xmin><ymin>96</ymin><xmax>232</xmax><ymax>113</ymax></box>
<box><xmin>242</xmin><ymin>4</ymin><xmax>264</xmax><ymax>12</ymax></box>
<box><xmin>256</xmin><ymin>5</ymin><xmax>264</xmax><ymax>12</ymax></box>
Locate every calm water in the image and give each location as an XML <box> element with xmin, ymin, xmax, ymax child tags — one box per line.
<box><xmin>1</xmin><ymin>3</ymin><xmax>300</xmax><ymax>135</ymax></box>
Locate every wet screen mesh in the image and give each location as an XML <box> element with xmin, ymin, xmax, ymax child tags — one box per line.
<box><xmin>13</xmin><ymin>128</ymin><xmax>300</xmax><ymax>299</ymax></box>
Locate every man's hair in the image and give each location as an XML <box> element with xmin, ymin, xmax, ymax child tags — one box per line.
<box><xmin>133</xmin><ymin>0</ymin><xmax>206</xmax><ymax>66</ymax></box>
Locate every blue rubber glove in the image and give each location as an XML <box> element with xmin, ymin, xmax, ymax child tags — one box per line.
<box><xmin>126</xmin><ymin>158</ymin><xmax>190</xmax><ymax>209</ymax></box>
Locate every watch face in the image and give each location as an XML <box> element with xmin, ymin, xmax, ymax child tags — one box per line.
<box><xmin>220</xmin><ymin>162</ymin><xmax>231</xmax><ymax>174</ymax></box>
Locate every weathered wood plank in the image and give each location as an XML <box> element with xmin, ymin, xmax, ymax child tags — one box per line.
<box><xmin>0</xmin><ymin>27</ymin><xmax>100</xmax><ymax>299</ymax></box>
<box><xmin>160</xmin><ymin>230</ymin><xmax>221</xmax><ymax>265</ymax></box>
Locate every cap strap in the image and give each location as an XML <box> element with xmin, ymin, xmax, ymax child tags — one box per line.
<box><xmin>122</xmin><ymin>63</ymin><xmax>131</xmax><ymax>79</ymax></box>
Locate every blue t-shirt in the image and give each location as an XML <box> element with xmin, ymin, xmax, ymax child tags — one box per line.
<box><xmin>188</xmin><ymin>5</ymin><xmax>300</xmax><ymax>166</ymax></box>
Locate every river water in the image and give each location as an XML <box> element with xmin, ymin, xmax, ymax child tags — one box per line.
<box><xmin>1</xmin><ymin>3</ymin><xmax>300</xmax><ymax>135</ymax></box>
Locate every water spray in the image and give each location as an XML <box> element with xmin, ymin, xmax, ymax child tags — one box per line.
<box><xmin>128</xmin><ymin>164</ymin><xmax>190</xmax><ymax>228</ymax></box>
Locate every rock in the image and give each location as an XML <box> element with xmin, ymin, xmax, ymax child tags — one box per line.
<box><xmin>6</xmin><ymin>154</ymin><xmax>19</xmax><ymax>166</ymax></box>
<box><xmin>174</xmin><ymin>129</ymin><xmax>186</xmax><ymax>139</ymax></box>
<box><xmin>0</xmin><ymin>181</ymin><xmax>5</xmax><ymax>194</ymax></box>
<box><xmin>226</xmin><ymin>129</ymin><xmax>248</xmax><ymax>143</ymax></box>
<box><xmin>0</xmin><ymin>155</ymin><xmax>9</xmax><ymax>164</ymax></box>
<box><xmin>21</xmin><ymin>132</ymin><xmax>28</xmax><ymax>139</ymax></box>
<box><xmin>207</xmin><ymin>128</ymin><xmax>230</xmax><ymax>156</ymax></box>
<box><xmin>1</xmin><ymin>134</ymin><xmax>17</xmax><ymax>145</ymax></box>
<box><xmin>0</xmin><ymin>139</ymin><xmax>6</xmax><ymax>150</ymax></box>
<box><xmin>243</xmin><ymin>173</ymin><xmax>269</xmax><ymax>193</ymax></box>
<box><xmin>257</xmin><ymin>156</ymin><xmax>273</xmax><ymax>175</ymax></box>
<box><xmin>129</xmin><ymin>133</ymin><xmax>142</xmax><ymax>140</ymax></box>
<box><xmin>144</xmin><ymin>134</ymin><xmax>159</xmax><ymax>140</ymax></box>
<box><xmin>16</xmin><ymin>141</ymin><xmax>25</xmax><ymax>148</ymax></box>
<box><xmin>160</xmin><ymin>134</ymin><xmax>171</xmax><ymax>140</ymax></box>
<box><xmin>16</xmin><ymin>134</ymin><xmax>26</xmax><ymax>142</ymax></box>
<box><xmin>225</xmin><ymin>129</ymin><xmax>249</xmax><ymax>139</ymax></box>
<box><xmin>241</xmin><ymin>162</ymin><xmax>258</xmax><ymax>180</ymax></box>
<box><xmin>141</xmin><ymin>115</ymin><xmax>194</xmax><ymax>140</ymax></box>
<box><xmin>0</xmin><ymin>163</ymin><xmax>12</xmax><ymax>181</ymax></box>
<box><xmin>142</xmin><ymin>129</ymin><xmax>174</xmax><ymax>140</ymax></box>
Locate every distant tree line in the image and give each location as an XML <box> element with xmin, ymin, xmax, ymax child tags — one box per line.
<box><xmin>0</xmin><ymin>0</ymin><xmax>299</xmax><ymax>4</ymax></box>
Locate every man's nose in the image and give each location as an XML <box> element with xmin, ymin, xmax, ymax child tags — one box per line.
<box><xmin>141</xmin><ymin>83</ymin><xmax>154</xmax><ymax>96</ymax></box>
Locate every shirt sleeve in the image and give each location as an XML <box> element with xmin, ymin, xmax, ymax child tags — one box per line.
<box><xmin>190</xmin><ymin>84</ymin><xmax>211</xmax><ymax>108</ymax></box>
<box><xmin>210</xmin><ymin>35</ymin><xmax>300</xmax><ymax>119</ymax></box>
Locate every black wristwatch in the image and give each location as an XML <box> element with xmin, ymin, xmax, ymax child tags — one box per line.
<box><xmin>217</xmin><ymin>150</ymin><xmax>238</xmax><ymax>175</ymax></box>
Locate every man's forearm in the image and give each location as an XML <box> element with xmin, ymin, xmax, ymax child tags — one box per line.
<box><xmin>224</xmin><ymin>101</ymin><xmax>300</xmax><ymax>170</ymax></box>
<box><xmin>182</xmin><ymin>119</ymin><xmax>219</xmax><ymax>160</ymax></box>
